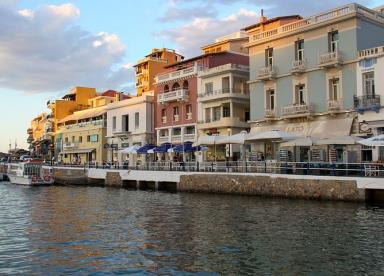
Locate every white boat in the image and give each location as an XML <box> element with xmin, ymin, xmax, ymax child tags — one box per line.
<box><xmin>7</xmin><ymin>162</ymin><xmax>54</xmax><ymax>186</ymax></box>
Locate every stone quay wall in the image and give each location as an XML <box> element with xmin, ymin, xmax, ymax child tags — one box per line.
<box><xmin>179</xmin><ymin>174</ymin><xmax>366</xmax><ymax>202</ymax></box>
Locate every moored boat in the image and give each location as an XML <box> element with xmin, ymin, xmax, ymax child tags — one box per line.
<box><xmin>7</xmin><ymin>161</ymin><xmax>54</xmax><ymax>186</ymax></box>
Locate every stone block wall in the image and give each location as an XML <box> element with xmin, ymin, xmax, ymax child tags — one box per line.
<box><xmin>179</xmin><ymin>174</ymin><xmax>366</xmax><ymax>202</ymax></box>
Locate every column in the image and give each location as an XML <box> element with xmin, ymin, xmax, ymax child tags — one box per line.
<box><xmin>229</xmin><ymin>75</ymin><xmax>233</xmax><ymax>94</ymax></box>
<box><xmin>230</xmin><ymin>101</ymin><xmax>234</xmax><ymax>117</ymax></box>
<box><xmin>210</xmin><ymin>107</ymin><xmax>214</xmax><ymax>122</ymax></box>
<box><xmin>181</xmin><ymin>126</ymin><xmax>185</xmax><ymax>143</ymax></box>
<box><xmin>156</xmin><ymin>129</ymin><xmax>160</xmax><ymax>145</ymax></box>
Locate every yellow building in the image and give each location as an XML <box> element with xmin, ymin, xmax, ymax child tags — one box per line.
<box><xmin>201</xmin><ymin>31</ymin><xmax>249</xmax><ymax>55</ymax></box>
<box><xmin>134</xmin><ymin>48</ymin><xmax>184</xmax><ymax>96</ymax></box>
<box><xmin>47</xmin><ymin>87</ymin><xmax>97</xmax><ymax>157</ymax></box>
<box><xmin>57</xmin><ymin>91</ymin><xmax>121</xmax><ymax>165</ymax></box>
<box><xmin>27</xmin><ymin>113</ymin><xmax>52</xmax><ymax>158</ymax></box>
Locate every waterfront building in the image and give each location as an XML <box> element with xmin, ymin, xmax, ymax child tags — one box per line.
<box><xmin>356</xmin><ymin>45</ymin><xmax>384</xmax><ymax>161</ymax></box>
<box><xmin>244</xmin><ymin>4</ymin><xmax>384</xmax><ymax>162</ymax></box>
<box><xmin>106</xmin><ymin>92</ymin><xmax>155</xmax><ymax>164</ymax></box>
<box><xmin>57</xmin><ymin>91</ymin><xmax>122</xmax><ymax>164</ymax></box>
<box><xmin>154</xmin><ymin>49</ymin><xmax>248</xmax><ymax>153</ymax></box>
<box><xmin>197</xmin><ymin>33</ymin><xmax>250</xmax><ymax>161</ymax></box>
<box><xmin>134</xmin><ymin>48</ymin><xmax>184</xmax><ymax>96</ymax></box>
<box><xmin>27</xmin><ymin>112</ymin><xmax>53</xmax><ymax>160</ymax></box>
<box><xmin>47</xmin><ymin>87</ymin><xmax>98</xmax><ymax>158</ymax></box>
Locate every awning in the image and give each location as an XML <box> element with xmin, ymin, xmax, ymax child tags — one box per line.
<box><xmin>251</xmin><ymin>118</ymin><xmax>354</xmax><ymax>138</ymax></box>
<box><xmin>281</xmin><ymin>137</ymin><xmax>319</xmax><ymax>147</ymax></box>
<box><xmin>196</xmin><ymin>135</ymin><xmax>227</xmax><ymax>145</ymax></box>
<box><xmin>59</xmin><ymin>106</ymin><xmax>107</xmax><ymax>123</ymax></box>
<box><xmin>316</xmin><ymin>136</ymin><xmax>362</xmax><ymax>145</ymax></box>
<box><xmin>359</xmin><ymin>134</ymin><xmax>384</xmax><ymax>147</ymax></box>
<box><xmin>246</xmin><ymin>130</ymin><xmax>297</xmax><ymax>141</ymax></box>
<box><xmin>59</xmin><ymin>148</ymin><xmax>95</xmax><ymax>155</ymax></box>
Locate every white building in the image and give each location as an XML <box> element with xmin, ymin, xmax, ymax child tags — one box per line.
<box><xmin>197</xmin><ymin>63</ymin><xmax>250</xmax><ymax>161</ymax></box>
<box><xmin>106</xmin><ymin>92</ymin><xmax>155</xmax><ymax>164</ymax></box>
<box><xmin>356</xmin><ymin>46</ymin><xmax>384</xmax><ymax>161</ymax></box>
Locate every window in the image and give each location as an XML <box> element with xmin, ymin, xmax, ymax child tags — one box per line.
<box><xmin>79</xmin><ymin>136</ymin><xmax>83</xmax><ymax>143</ymax></box>
<box><xmin>329</xmin><ymin>31</ymin><xmax>339</xmax><ymax>53</ymax></box>
<box><xmin>90</xmin><ymin>134</ymin><xmax>98</xmax><ymax>142</ymax></box>
<box><xmin>72</xmin><ymin>136</ymin><xmax>75</xmax><ymax>142</ymax></box>
<box><xmin>164</xmin><ymin>85</ymin><xmax>169</xmax><ymax>93</ymax></box>
<box><xmin>266</xmin><ymin>89</ymin><xmax>275</xmax><ymax>110</ymax></box>
<box><xmin>295</xmin><ymin>84</ymin><xmax>306</xmax><ymax>105</ymax></box>
<box><xmin>223</xmin><ymin>105</ymin><xmax>231</xmax><ymax>117</ymax></box>
<box><xmin>122</xmin><ymin>115</ymin><xmax>129</xmax><ymax>132</ymax></box>
<box><xmin>173</xmin><ymin>106</ymin><xmax>179</xmax><ymax>116</ymax></box>
<box><xmin>87</xmin><ymin>135</ymin><xmax>90</xmax><ymax>142</ymax></box>
<box><xmin>213</xmin><ymin>107</ymin><xmax>221</xmax><ymax>121</ymax></box>
<box><xmin>329</xmin><ymin>78</ymin><xmax>340</xmax><ymax>100</ymax></box>
<box><xmin>295</xmin><ymin>40</ymin><xmax>304</xmax><ymax>61</ymax></box>
<box><xmin>135</xmin><ymin>112</ymin><xmax>139</xmax><ymax>129</ymax></box>
<box><xmin>245</xmin><ymin>111</ymin><xmax>250</xmax><ymax>122</ymax></box>
<box><xmin>205</xmin><ymin>108</ymin><xmax>211</xmax><ymax>122</ymax></box>
<box><xmin>65</xmin><ymin>137</ymin><xmax>68</xmax><ymax>143</ymax></box>
<box><xmin>112</xmin><ymin>116</ymin><xmax>116</xmax><ymax>131</ymax></box>
<box><xmin>205</xmin><ymin>82</ymin><xmax>213</xmax><ymax>95</ymax></box>
<box><xmin>186</xmin><ymin>104</ymin><xmax>192</xmax><ymax>119</ymax></box>
<box><xmin>173</xmin><ymin>128</ymin><xmax>181</xmax><ymax>136</ymax></box>
<box><xmin>161</xmin><ymin>109</ymin><xmax>166</xmax><ymax>117</ymax></box>
<box><xmin>265</xmin><ymin>48</ymin><xmax>273</xmax><ymax>67</ymax></box>
<box><xmin>186</xmin><ymin>126</ymin><xmax>195</xmax><ymax>135</ymax></box>
<box><xmin>363</xmin><ymin>72</ymin><xmax>375</xmax><ymax>96</ymax></box>
<box><xmin>172</xmin><ymin>82</ymin><xmax>180</xmax><ymax>91</ymax></box>
<box><xmin>183</xmin><ymin>80</ymin><xmax>189</xmax><ymax>91</ymax></box>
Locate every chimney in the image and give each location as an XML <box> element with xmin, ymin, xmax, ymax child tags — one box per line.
<box><xmin>259</xmin><ymin>9</ymin><xmax>267</xmax><ymax>23</ymax></box>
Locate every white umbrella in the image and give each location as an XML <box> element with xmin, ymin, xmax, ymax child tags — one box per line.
<box><xmin>246</xmin><ymin>130</ymin><xmax>297</xmax><ymax>141</ymax></box>
<box><xmin>222</xmin><ymin>131</ymin><xmax>250</xmax><ymax>144</ymax></box>
<box><xmin>358</xmin><ymin>134</ymin><xmax>384</xmax><ymax>147</ymax></box>
<box><xmin>119</xmin><ymin>144</ymin><xmax>141</xmax><ymax>154</ymax></box>
<box><xmin>281</xmin><ymin>137</ymin><xmax>319</xmax><ymax>147</ymax></box>
<box><xmin>316</xmin><ymin>136</ymin><xmax>362</xmax><ymax>145</ymax></box>
<box><xmin>196</xmin><ymin>135</ymin><xmax>227</xmax><ymax>145</ymax></box>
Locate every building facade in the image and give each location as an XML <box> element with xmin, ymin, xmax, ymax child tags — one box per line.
<box><xmin>57</xmin><ymin>91</ymin><xmax>121</xmax><ymax>165</ymax></box>
<box><xmin>27</xmin><ymin>113</ymin><xmax>53</xmax><ymax>160</ymax></box>
<box><xmin>134</xmin><ymin>48</ymin><xmax>184</xmax><ymax>96</ymax></box>
<box><xmin>47</xmin><ymin>87</ymin><xmax>97</xmax><ymax>158</ymax></box>
<box><xmin>356</xmin><ymin>45</ymin><xmax>384</xmax><ymax>161</ymax></box>
<box><xmin>244</xmin><ymin>4</ymin><xmax>384</xmax><ymax>162</ymax></box>
<box><xmin>106</xmin><ymin>92</ymin><xmax>155</xmax><ymax>164</ymax></box>
<box><xmin>154</xmin><ymin>51</ymin><xmax>249</xmax><ymax>147</ymax></box>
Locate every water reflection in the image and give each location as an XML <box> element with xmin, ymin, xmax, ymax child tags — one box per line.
<box><xmin>0</xmin><ymin>183</ymin><xmax>383</xmax><ymax>274</ymax></box>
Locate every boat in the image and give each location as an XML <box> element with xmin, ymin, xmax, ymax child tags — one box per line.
<box><xmin>7</xmin><ymin>161</ymin><xmax>54</xmax><ymax>186</ymax></box>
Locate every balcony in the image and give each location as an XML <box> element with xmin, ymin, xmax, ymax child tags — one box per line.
<box><xmin>63</xmin><ymin>142</ymin><xmax>79</xmax><ymax>149</ymax></box>
<box><xmin>198</xmin><ymin>63</ymin><xmax>249</xmax><ymax>77</ymax></box>
<box><xmin>291</xmin><ymin>60</ymin><xmax>306</xmax><ymax>74</ymax></box>
<box><xmin>155</xmin><ymin>64</ymin><xmax>201</xmax><ymax>84</ymax></box>
<box><xmin>359</xmin><ymin>46</ymin><xmax>384</xmax><ymax>59</ymax></box>
<box><xmin>161</xmin><ymin>116</ymin><xmax>167</xmax><ymax>124</ymax></box>
<box><xmin>265</xmin><ymin>109</ymin><xmax>277</xmax><ymax>119</ymax></box>
<box><xmin>198</xmin><ymin>88</ymin><xmax>249</xmax><ymax>102</ymax></box>
<box><xmin>256</xmin><ymin>66</ymin><xmax>276</xmax><ymax>81</ymax></box>
<box><xmin>281</xmin><ymin>103</ymin><xmax>314</xmax><ymax>118</ymax></box>
<box><xmin>197</xmin><ymin>117</ymin><xmax>249</xmax><ymax>130</ymax></box>
<box><xmin>327</xmin><ymin>99</ymin><xmax>344</xmax><ymax>112</ymax></box>
<box><xmin>186</xmin><ymin>113</ymin><xmax>192</xmax><ymax>120</ymax></box>
<box><xmin>159</xmin><ymin>136</ymin><xmax>169</xmax><ymax>143</ymax></box>
<box><xmin>173</xmin><ymin>114</ymin><xmax>180</xmax><ymax>122</ymax></box>
<box><xmin>157</xmin><ymin>89</ymin><xmax>189</xmax><ymax>104</ymax></box>
<box><xmin>136</xmin><ymin>56</ymin><xmax>168</xmax><ymax>65</ymax></box>
<box><xmin>354</xmin><ymin>95</ymin><xmax>381</xmax><ymax>113</ymax></box>
<box><xmin>171</xmin><ymin>135</ymin><xmax>182</xmax><ymax>143</ymax></box>
<box><xmin>319</xmin><ymin>51</ymin><xmax>342</xmax><ymax>68</ymax></box>
<box><xmin>184</xmin><ymin>133</ymin><xmax>196</xmax><ymax>141</ymax></box>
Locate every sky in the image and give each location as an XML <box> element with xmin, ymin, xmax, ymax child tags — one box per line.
<box><xmin>0</xmin><ymin>0</ymin><xmax>381</xmax><ymax>152</ymax></box>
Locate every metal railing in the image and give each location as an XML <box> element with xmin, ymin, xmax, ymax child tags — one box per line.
<box><xmin>291</xmin><ymin>59</ymin><xmax>306</xmax><ymax>73</ymax></box>
<box><xmin>327</xmin><ymin>99</ymin><xmax>344</xmax><ymax>111</ymax></box>
<box><xmin>256</xmin><ymin>66</ymin><xmax>276</xmax><ymax>80</ymax></box>
<box><xmin>319</xmin><ymin>51</ymin><xmax>342</xmax><ymax>66</ymax></box>
<box><xmin>53</xmin><ymin>161</ymin><xmax>384</xmax><ymax>178</ymax></box>
<box><xmin>354</xmin><ymin>95</ymin><xmax>381</xmax><ymax>110</ymax></box>
<box><xmin>157</xmin><ymin>89</ymin><xmax>189</xmax><ymax>104</ymax></box>
<box><xmin>282</xmin><ymin>103</ymin><xmax>313</xmax><ymax>116</ymax></box>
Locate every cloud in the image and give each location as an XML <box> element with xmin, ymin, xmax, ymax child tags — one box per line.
<box><xmin>160</xmin><ymin>0</ymin><xmax>376</xmax><ymax>57</ymax></box>
<box><xmin>0</xmin><ymin>2</ymin><xmax>131</xmax><ymax>94</ymax></box>
<box><xmin>161</xmin><ymin>8</ymin><xmax>258</xmax><ymax>57</ymax></box>
<box><xmin>158</xmin><ymin>4</ymin><xmax>217</xmax><ymax>22</ymax></box>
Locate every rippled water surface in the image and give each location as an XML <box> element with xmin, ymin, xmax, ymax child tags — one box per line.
<box><xmin>1</xmin><ymin>183</ymin><xmax>384</xmax><ymax>275</ymax></box>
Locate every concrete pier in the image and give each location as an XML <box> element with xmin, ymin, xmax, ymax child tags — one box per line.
<box><xmin>49</xmin><ymin>167</ymin><xmax>384</xmax><ymax>202</ymax></box>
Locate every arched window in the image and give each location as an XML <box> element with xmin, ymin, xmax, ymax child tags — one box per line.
<box><xmin>172</xmin><ymin>82</ymin><xmax>180</xmax><ymax>91</ymax></box>
<box><xmin>183</xmin><ymin>80</ymin><xmax>189</xmax><ymax>91</ymax></box>
<box><xmin>164</xmin><ymin>85</ymin><xmax>169</xmax><ymax>93</ymax></box>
